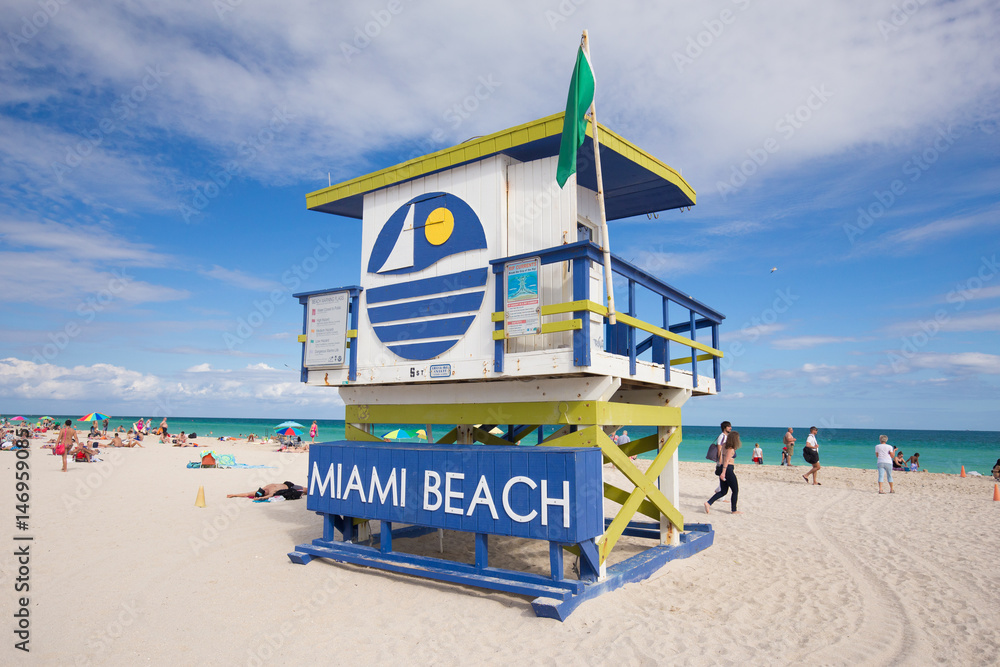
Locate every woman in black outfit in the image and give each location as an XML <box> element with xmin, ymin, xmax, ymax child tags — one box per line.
<box><xmin>705</xmin><ymin>431</ymin><xmax>742</xmax><ymax>514</ymax></box>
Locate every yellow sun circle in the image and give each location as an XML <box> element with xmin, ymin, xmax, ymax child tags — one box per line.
<box><xmin>424</xmin><ymin>207</ymin><xmax>454</xmax><ymax>246</ymax></box>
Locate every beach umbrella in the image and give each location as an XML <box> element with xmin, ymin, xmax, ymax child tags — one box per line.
<box><xmin>416</xmin><ymin>429</ymin><xmax>427</xmax><ymax>440</ymax></box>
<box><xmin>40</xmin><ymin>416</ymin><xmax>53</xmax><ymax>420</ymax></box>
<box><xmin>381</xmin><ymin>429</ymin><xmax>410</xmax><ymax>440</ymax></box>
<box><xmin>275</xmin><ymin>427</ymin><xmax>301</xmax><ymax>436</ymax></box>
<box><xmin>488</xmin><ymin>426</ymin><xmax>504</xmax><ymax>436</ymax></box>
<box><xmin>79</xmin><ymin>412</ymin><xmax>110</xmax><ymax>421</ymax></box>
<box><xmin>11</xmin><ymin>416</ymin><xmax>26</xmax><ymax>421</ymax></box>
<box><xmin>275</xmin><ymin>421</ymin><xmax>304</xmax><ymax>429</ymax></box>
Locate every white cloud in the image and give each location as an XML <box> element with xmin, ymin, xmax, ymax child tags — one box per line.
<box><xmin>0</xmin><ymin>357</ymin><xmax>344</xmax><ymax>413</ymax></box>
<box><xmin>721</xmin><ymin>323</ymin><xmax>786</xmax><ymax>342</ymax></box>
<box><xmin>886</xmin><ymin>310</ymin><xmax>1000</xmax><ymax>336</ymax></box>
<box><xmin>908</xmin><ymin>352</ymin><xmax>1000</xmax><ymax>374</ymax></box>
<box><xmin>200</xmin><ymin>265</ymin><xmax>283</xmax><ymax>292</ymax></box>
<box><xmin>628</xmin><ymin>249</ymin><xmax>713</xmax><ymax>277</ymax></box>
<box><xmin>772</xmin><ymin>336</ymin><xmax>859</xmax><ymax>350</ymax></box>
<box><xmin>2</xmin><ymin>1</ymin><xmax>996</xmax><ymax>211</ymax></box>
<box><xmin>705</xmin><ymin>220</ymin><xmax>765</xmax><ymax>236</ymax></box>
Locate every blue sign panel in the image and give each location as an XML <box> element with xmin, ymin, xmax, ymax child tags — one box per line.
<box><xmin>307</xmin><ymin>441</ymin><xmax>604</xmax><ymax>544</ymax></box>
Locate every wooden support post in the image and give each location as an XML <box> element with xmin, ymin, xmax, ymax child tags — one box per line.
<box><xmin>475</xmin><ymin>533</ymin><xmax>489</xmax><ymax>570</ymax></box>
<box><xmin>323</xmin><ymin>513</ymin><xmax>336</xmax><ymax>541</ymax></box>
<box><xmin>549</xmin><ymin>542</ymin><xmax>564</xmax><ymax>581</ymax></box>
<box><xmin>380</xmin><ymin>521</ymin><xmax>393</xmax><ymax>554</ymax></box>
<box><xmin>457</xmin><ymin>424</ymin><xmax>473</xmax><ymax>445</ymax></box>
<box><xmin>658</xmin><ymin>425</ymin><xmax>680</xmax><ymax>546</ymax></box>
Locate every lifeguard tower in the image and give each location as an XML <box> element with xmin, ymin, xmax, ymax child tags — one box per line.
<box><xmin>288</xmin><ymin>112</ymin><xmax>725</xmax><ymax>620</ymax></box>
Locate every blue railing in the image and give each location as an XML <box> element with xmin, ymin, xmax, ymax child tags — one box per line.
<box><xmin>489</xmin><ymin>241</ymin><xmax>725</xmax><ymax>390</ymax></box>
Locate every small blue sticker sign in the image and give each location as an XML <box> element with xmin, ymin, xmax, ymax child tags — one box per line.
<box><xmin>429</xmin><ymin>363</ymin><xmax>451</xmax><ymax>378</ymax></box>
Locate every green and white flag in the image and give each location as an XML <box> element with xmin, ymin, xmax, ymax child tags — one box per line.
<box><xmin>556</xmin><ymin>46</ymin><xmax>596</xmax><ymax>188</ymax></box>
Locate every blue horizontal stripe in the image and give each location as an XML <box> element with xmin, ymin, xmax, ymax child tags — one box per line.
<box><xmin>387</xmin><ymin>339</ymin><xmax>457</xmax><ymax>361</ymax></box>
<box><xmin>367</xmin><ymin>291</ymin><xmax>484</xmax><ymax>324</ymax></box>
<box><xmin>374</xmin><ymin>316</ymin><xmax>475</xmax><ymax>343</ymax></box>
<box><xmin>366</xmin><ymin>268</ymin><xmax>488</xmax><ymax>304</ymax></box>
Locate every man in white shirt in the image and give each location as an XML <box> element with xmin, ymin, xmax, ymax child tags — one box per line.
<box><xmin>875</xmin><ymin>435</ymin><xmax>895</xmax><ymax>494</ymax></box>
<box><xmin>803</xmin><ymin>426</ymin><xmax>821</xmax><ymax>485</ymax></box>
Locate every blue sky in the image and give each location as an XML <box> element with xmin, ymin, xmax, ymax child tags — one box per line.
<box><xmin>1</xmin><ymin>1</ymin><xmax>998</xmax><ymax>429</ymax></box>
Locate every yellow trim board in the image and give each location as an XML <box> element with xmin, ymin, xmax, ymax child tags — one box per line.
<box><xmin>305</xmin><ymin>112</ymin><xmax>695</xmax><ymax>214</ymax></box>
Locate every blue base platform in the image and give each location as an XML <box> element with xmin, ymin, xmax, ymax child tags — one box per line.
<box><xmin>288</xmin><ymin>521</ymin><xmax>714</xmax><ymax>620</ymax></box>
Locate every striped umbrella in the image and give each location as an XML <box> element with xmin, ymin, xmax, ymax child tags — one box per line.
<box><xmin>275</xmin><ymin>427</ymin><xmax>301</xmax><ymax>437</ymax></box>
<box><xmin>381</xmin><ymin>429</ymin><xmax>410</xmax><ymax>440</ymax></box>
<box><xmin>79</xmin><ymin>412</ymin><xmax>110</xmax><ymax>421</ymax></box>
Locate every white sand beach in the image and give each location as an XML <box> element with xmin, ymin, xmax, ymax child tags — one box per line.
<box><xmin>4</xmin><ymin>436</ymin><xmax>1000</xmax><ymax>665</ymax></box>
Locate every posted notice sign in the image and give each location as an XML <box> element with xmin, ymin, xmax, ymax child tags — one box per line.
<box><xmin>304</xmin><ymin>291</ymin><xmax>349</xmax><ymax>368</ymax></box>
<box><xmin>504</xmin><ymin>257</ymin><xmax>541</xmax><ymax>337</ymax></box>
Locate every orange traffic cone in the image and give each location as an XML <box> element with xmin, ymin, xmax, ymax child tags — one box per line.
<box><xmin>993</xmin><ymin>484</ymin><xmax>999</xmax><ymax>502</ymax></box>
<box><xmin>195</xmin><ymin>485</ymin><xmax>206</xmax><ymax>508</ymax></box>
<box><xmin>960</xmin><ymin>466</ymin><xmax>966</xmax><ymax>478</ymax></box>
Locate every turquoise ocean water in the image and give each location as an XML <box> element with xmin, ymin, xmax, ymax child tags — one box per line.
<box><xmin>14</xmin><ymin>415</ymin><xmax>998</xmax><ymax>475</ymax></box>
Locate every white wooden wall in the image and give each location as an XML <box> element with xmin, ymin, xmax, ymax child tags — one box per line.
<box><xmin>505</xmin><ymin>156</ymin><xmax>576</xmax><ymax>353</ymax></box>
<box><xmin>355</xmin><ymin>155</ymin><xmax>510</xmax><ymax>380</ymax></box>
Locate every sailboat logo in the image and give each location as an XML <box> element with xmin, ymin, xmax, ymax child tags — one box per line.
<box><xmin>365</xmin><ymin>192</ymin><xmax>489</xmax><ymax>361</ymax></box>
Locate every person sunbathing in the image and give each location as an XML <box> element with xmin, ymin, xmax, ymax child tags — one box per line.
<box><xmin>70</xmin><ymin>440</ymin><xmax>99</xmax><ymax>462</ymax></box>
<box><xmin>893</xmin><ymin>451</ymin><xmax>906</xmax><ymax>470</ymax></box>
<box><xmin>227</xmin><ymin>481</ymin><xmax>306</xmax><ymax>500</ymax></box>
<box><xmin>110</xmin><ymin>433</ymin><xmax>124</xmax><ymax>447</ymax></box>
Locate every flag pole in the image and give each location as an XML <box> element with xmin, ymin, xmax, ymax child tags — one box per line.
<box><xmin>581</xmin><ymin>30</ymin><xmax>617</xmax><ymax>325</ymax></box>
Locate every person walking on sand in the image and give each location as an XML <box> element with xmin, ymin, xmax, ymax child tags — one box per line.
<box><xmin>55</xmin><ymin>419</ymin><xmax>78</xmax><ymax>472</ymax></box>
<box><xmin>310</xmin><ymin>420</ymin><xmax>318</xmax><ymax>443</ymax></box>
<box><xmin>712</xmin><ymin>421</ymin><xmax>732</xmax><ymax>495</ymax></box>
<box><xmin>705</xmin><ymin>431</ymin><xmax>743</xmax><ymax>514</ymax></box>
<box><xmin>783</xmin><ymin>427</ymin><xmax>796</xmax><ymax>465</ymax></box>
<box><xmin>802</xmin><ymin>426</ymin><xmax>821</xmax><ymax>485</ymax></box>
<box><xmin>875</xmin><ymin>435</ymin><xmax>895</xmax><ymax>494</ymax></box>
<box><xmin>752</xmin><ymin>443</ymin><xmax>763</xmax><ymax>465</ymax></box>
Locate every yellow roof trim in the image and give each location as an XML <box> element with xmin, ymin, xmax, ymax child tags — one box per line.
<box><xmin>306</xmin><ymin>112</ymin><xmax>695</xmax><ymax>212</ymax></box>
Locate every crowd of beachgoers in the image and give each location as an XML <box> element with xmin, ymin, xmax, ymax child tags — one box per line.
<box><xmin>0</xmin><ymin>415</ymin><xmax>313</xmax><ymax>465</ymax></box>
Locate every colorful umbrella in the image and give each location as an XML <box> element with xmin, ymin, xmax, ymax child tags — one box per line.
<box><xmin>275</xmin><ymin>421</ymin><xmax>304</xmax><ymax>429</ymax></box>
<box><xmin>79</xmin><ymin>413</ymin><xmax>110</xmax><ymax>421</ymax></box>
<box><xmin>416</xmin><ymin>429</ymin><xmax>427</xmax><ymax>440</ymax></box>
<box><xmin>40</xmin><ymin>416</ymin><xmax>53</xmax><ymax>421</ymax></box>
<box><xmin>11</xmin><ymin>416</ymin><xmax>26</xmax><ymax>421</ymax></box>
<box><xmin>275</xmin><ymin>427</ymin><xmax>301</xmax><ymax>436</ymax></box>
<box><xmin>382</xmin><ymin>429</ymin><xmax>410</xmax><ymax>440</ymax></box>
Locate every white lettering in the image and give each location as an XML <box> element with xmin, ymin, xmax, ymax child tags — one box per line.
<box><xmin>342</xmin><ymin>464</ymin><xmax>366</xmax><ymax>502</ymax></box>
<box><xmin>310</xmin><ymin>462</ymin><xmax>337</xmax><ymax>498</ymax></box>
<box><xmin>466</xmin><ymin>475</ymin><xmax>499</xmax><ymax>519</ymax></box>
<box><xmin>369</xmin><ymin>467</ymin><xmax>398</xmax><ymax>506</ymax></box>
<box><xmin>502</xmin><ymin>476</ymin><xmax>538</xmax><ymax>523</ymax></box>
<box><xmin>541</xmin><ymin>480</ymin><xmax>571</xmax><ymax>528</ymax></box>
<box><xmin>444</xmin><ymin>472</ymin><xmax>464</xmax><ymax>515</ymax></box>
<box><xmin>423</xmin><ymin>470</ymin><xmax>442</xmax><ymax>510</ymax></box>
